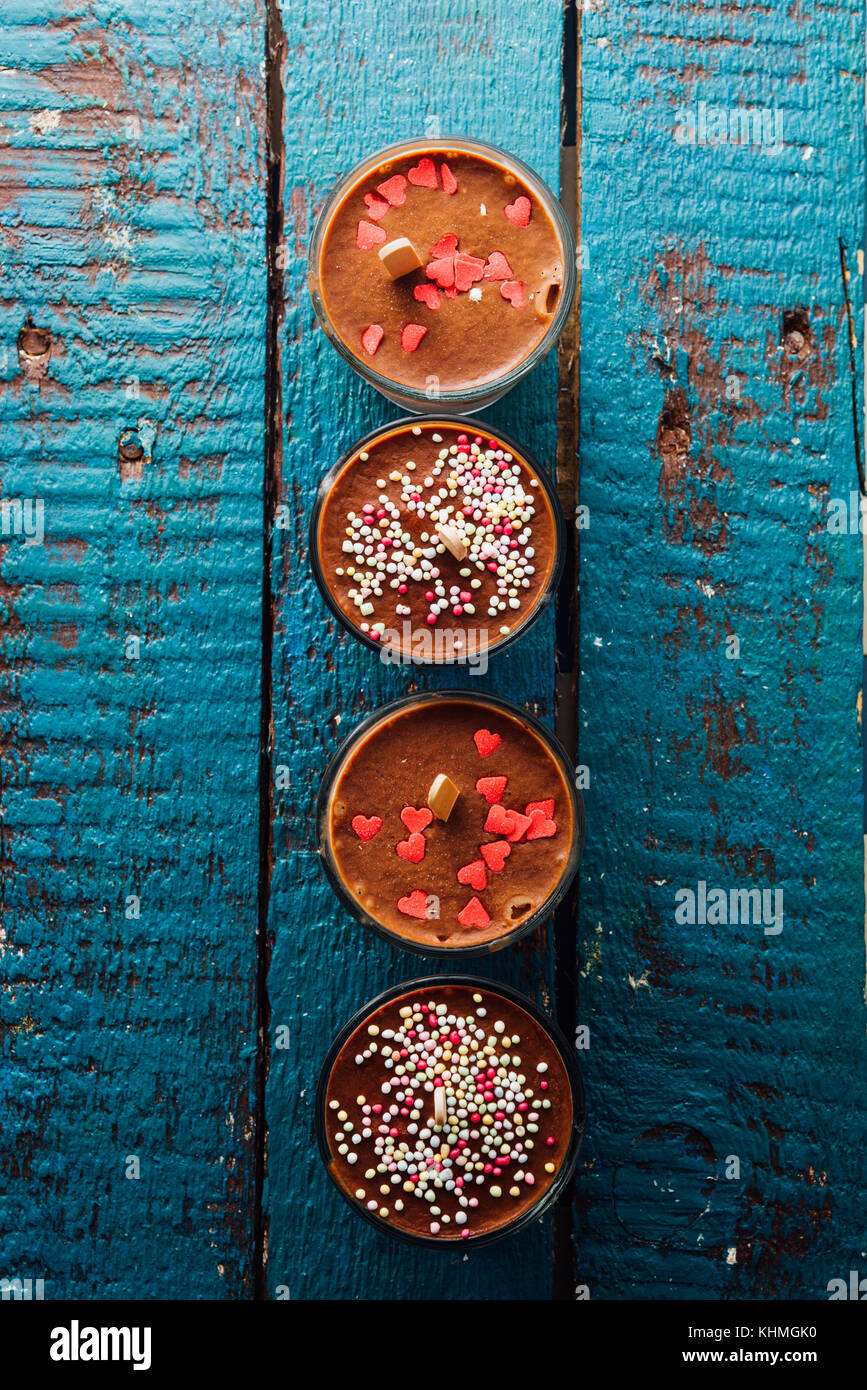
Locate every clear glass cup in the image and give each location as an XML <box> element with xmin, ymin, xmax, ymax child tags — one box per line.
<box><xmin>316</xmin><ymin>974</ymin><xmax>585</xmax><ymax>1248</ymax></box>
<box><xmin>317</xmin><ymin>690</ymin><xmax>585</xmax><ymax>958</ymax></box>
<box><xmin>308</xmin><ymin>137</ymin><xmax>576</xmax><ymax>414</ymax></box>
<box><xmin>309</xmin><ymin>414</ymin><xmax>564</xmax><ymax>667</ymax></box>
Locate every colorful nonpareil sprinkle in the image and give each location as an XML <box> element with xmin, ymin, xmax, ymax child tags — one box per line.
<box><xmin>337</xmin><ymin>435</ymin><xmax>543</xmax><ymax>638</ymax></box>
<box><xmin>326</xmin><ymin>989</ymin><xmax>566</xmax><ymax>1241</ymax></box>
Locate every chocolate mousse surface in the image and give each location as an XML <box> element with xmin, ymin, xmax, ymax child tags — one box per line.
<box><xmin>324</xmin><ymin>697</ymin><xmax>576</xmax><ymax>950</ymax></box>
<box><xmin>315</xmin><ymin>420</ymin><xmax>558</xmax><ymax>659</ymax></box>
<box><xmin>316</xmin><ymin>146</ymin><xmax>566</xmax><ymax>393</ymax></box>
<box><xmin>322</xmin><ymin>983</ymin><xmax>576</xmax><ymax>1242</ymax></box>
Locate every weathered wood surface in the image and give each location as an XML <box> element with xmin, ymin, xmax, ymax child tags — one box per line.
<box><xmin>0</xmin><ymin>3</ymin><xmax>266</xmax><ymax>1298</ymax></box>
<box><xmin>265</xmin><ymin>0</ymin><xmax>569</xmax><ymax>1299</ymax></box>
<box><xmin>576</xmin><ymin>0</ymin><xmax>867</xmax><ymax>1298</ymax></box>
<box><xmin>2</xmin><ymin>0</ymin><xmax>865</xmax><ymax>1304</ymax></box>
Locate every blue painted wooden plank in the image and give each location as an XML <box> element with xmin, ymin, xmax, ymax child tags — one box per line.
<box><xmin>0</xmin><ymin>4</ymin><xmax>266</xmax><ymax>1299</ymax></box>
<box><xmin>576</xmin><ymin>0</ymin><xmax>866</xmax><ymax>1298</ymax></box>
<box><xmin>268</xmin><ymin>0</ymin><xmax>569</xmax><ymax>1299</ymax></box>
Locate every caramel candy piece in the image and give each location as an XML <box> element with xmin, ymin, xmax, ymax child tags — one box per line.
<box><xmin>436</xmin><ymin>523</ymin><xmax>468</xmax><ymax>561</ymax></box>
<box><xmin>378</xmin><ymin>237</ymin><xmax>424</xmax><ymax>280</ymax></box>
<box><xmin>428</xmin><ymin>773</ymin><xmax>459</xmax><ymax>822</ymax></box>
<box><xmin>433</xmin><ymin>1087</ymin><xmax>447</xmax><ymax>1128</ymax></box>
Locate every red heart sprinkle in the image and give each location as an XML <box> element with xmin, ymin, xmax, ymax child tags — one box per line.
<box><xmin>351</xmin><ymin>814</ymin><xmax>382</xmax><ymax>841</ymax></box>
<box><xmin>454</xmin><ymin>252</ymin><xmax>486</xmax><ymax>292</ymax></box>
<box><xmin>457</xmin><ymin>859</ymin><xmax>488</xmax><ymax>891</ymax></box>
<box><xmin>457</xmin><ymin>895</ymin><xmax>490</xmax><ymax>929</ymax></box>
<box><xmin>474</xmin><ymin>728</ymin><xmax>502</xmax><ymax>757</ymax></box>
<box><xmin>401</xmin><ymin>805</ymin><xmax>433</xmax><ymax>834</ymax></box>
<box><xmin>398</xmin><ymin>890</ymin><xmax>429</xmax><ymax>919</ymax></box>
<box><xmin>429</xmin><ymin>233</ymin><xmax>458</xmax><ymax>258</ymax></box>
<box><xmin>526</xmin><ymin>799</ymin><xmax>555</xmax><ymax>819</ymax></box>
<box><xmin>396</xmin><ymin>832</ymin><xmax>426</xmax><ymax>863</ymax></box>
<box><xmin>413</xmin><ymin>283</ymin><xmax>441</xmax><ymax>311</ymax></box>
<box><xmin>476</xmin><ymin>775</ymin><xmax>508</xmax><ymax>803</ymax></box>
<box><xmin>500</xmin><ymin>279</ymin><xmax>525</xmax><ymax>309</ymax></box>
<box><xmin>506</xmin><ymin>811</ymin><xmax>533</xmax><ymax>843</ymax></box>
<box><xmin>360</xmin><ymin>323</ymin><xmax>384</xmax><ymax>356</ymax></box>
<box><xmin>483</xmin><ymin>802</ymin><xmax>512</xmax><ymax>835</ymax></box>
<box><xmin>425</xmin><ymin>255</ymin><xmax>455</xmax><ymax>289</ymax></box>
<box><xmin>440</xmin><ymin>162</ymin><xmax>458</xmax><ymax>195</ymax></box>
<box><xmin>376</xmin><ymin>174</ymin><xmax>408</xmax><ymax>206</ymax></box>
<box><xmin>481</xmin><ymin>840</ymin><xmax>511</xmax><ymax>872</ymax></box>
<box><xmin>484</xmin><ymin>251</ymin><xmax>513</xmax><ymax>281</ymax></box>
<box><xmin>407</xmin><ymin>157</ymin><xmax>438</xmax><ymax>188</ymax></box>
<box><xmin>401</xmin><ymin>323</ymin><xmax>428</xmax><ymax>353</ymax></box>
<box><xmin>356</xmin><ymin>219</ymin><xmax>387</xmax><ymax>251</ymax></box>
<box><xmin>444</xmin><ymin>286</ymin><xmax>460</xmax><ymax>298</ymax></box>
<box><xmin>526</xmin><ymin>810</ymin><xmax>557</xmax><ymax>840</ymax></box>
<box><xmin>363</xmin><ymin>192</ymin><xmax>390</xmax><ymax>221</ymax></box>
<box><xmin>503</xmin><ymin>195</ymin><xmax>532</xmax><ymax>226</ymax></box>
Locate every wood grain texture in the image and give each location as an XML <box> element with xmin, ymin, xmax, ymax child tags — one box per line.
<box><xmin>575</xmin><ymin>0</ymin><xmax>867</xmax><ymax>1298</ymax></box>
<box><xmin>266</xmin><ymin>0</ymin><xmax>569</xmax><ymax>1299</ymax></box>
<box><xmin>0</xmin><ymin>2</ymin><xmax>266</xmax><ymax>1298</ymax></box>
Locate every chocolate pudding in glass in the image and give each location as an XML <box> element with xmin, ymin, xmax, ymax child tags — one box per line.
<box><xmin>311</xmin><ymin>417</ymin><xmax>562</xmax><ymax>665</ymax></box>
<box><xmin>308</xmin><ymin>137</ymin><xmax>576</xmax><ymax>412</ymax></box>
<box><xmin>317</xmin><ymin>692</ymin><xmax>584</xmax><ymax>956</ymax></box>
<box><xmin>317</xmin><ymin>977</ymin><xmax>585</xmax><ymax>1246</ymax></box>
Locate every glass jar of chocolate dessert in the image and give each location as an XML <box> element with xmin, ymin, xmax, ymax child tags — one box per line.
<box><xmin>317</xmin><ymin>691</ymin><xmax>585</xmax><ymax>957</ymax></box>
<box><xmin>310</xmin><ymin>416</ymin><xmax>564</xmax><ymax>666</ymax></box>
<box><xmin>317</xmin><ymin>975</ymin><xmax>585</xmax><ymax>1247</ymax></box>
<box><xmin>308</xmin><ymin>137</ymin><xmax>576</xmax><ymax>413</ymax></box>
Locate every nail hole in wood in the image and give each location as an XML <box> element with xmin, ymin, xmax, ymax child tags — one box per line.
<box><xmin>781</xmin><ymin>307</ymin><xmax>811</xmax><ymax>360</ymax></box>
<box><xmin>17</xmin><ymin>314</ymin><xmax>52</xmax><ymax>380</ymax></box>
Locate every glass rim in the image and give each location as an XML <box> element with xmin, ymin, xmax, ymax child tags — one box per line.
<box><xmin>308</xmin><ymin>413</ymin><xmax>566</xmax><ymax>665</ymax></box>
<box><xmin>314</xmin><ymin>972</ymin><xmax>586</xmax><ymax>1250</ymax></box>
<box><xmin>315</xmin><ymin>688</ymin><xmax>586</xmax><ymax>959</ymax></box>
<box><xmin>307</xmin><ymin>135</ymin><xmax>577</xmax><ymax>406</ymax></box>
